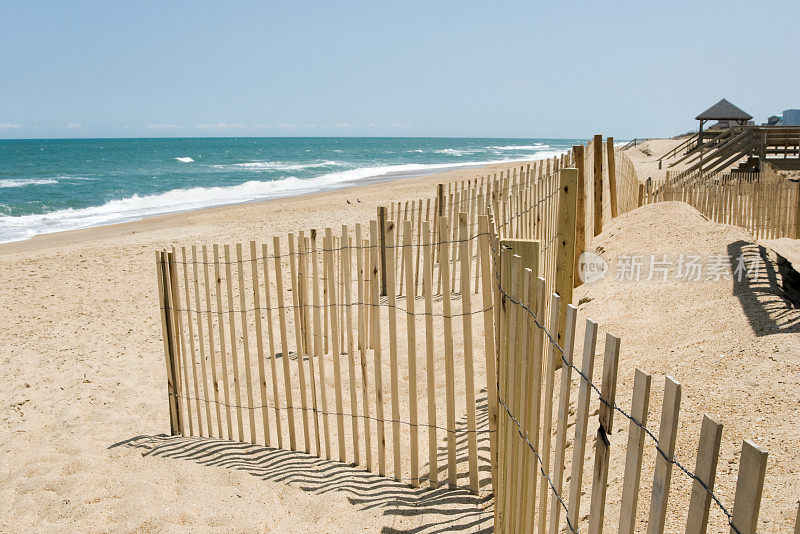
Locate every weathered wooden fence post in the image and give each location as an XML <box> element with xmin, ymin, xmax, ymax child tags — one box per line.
<box><xmin>685</xmin><ymin>415</ymin><xmax>724</xmax><ymax>534</ymax></box>
<box><xmin>555</xmin><ymin>167</ymin><xmax>578</xmax><ymax>346</ymax></box>
<box><xmin>730</xmin><ymin>440</ymin><xmax>768</xmax><ymax>534</ymax></box>
<box><xmin>618</xmin><ymin>369</ymin><xmax>653</xmax><ymax>534</ymax></box>
<box><xmin>607</xmin><ymin>137</ymin><xmax>618</xmax><ymax>219</ymax></box>
<box><xmin>647</xmin><ymin>376</ymin><xmax>682</xmax><ymax>534</ymax></box>
<box><xmin>378</xmin><ymin>206</ymin><xmax>387</xmax><ymax>296</ymax></box>
<box><xmin>573</xmin><ymin>145</ymin><xmax>586</xmax><ymax>288</ymax></box>
<box><xmin>478</xmin><ymin>214</ymin><xmax>499</xmax><ymax>494</ymax></box>
<box><xmin>593</xmin><ymin>134</ymin><xmax>604</xmax><ymax>236</ymax></box>
<box><xmin>588</xmin><ymin>333</ymin><xmax>621</xmax><ymax>534</ymax></box>
<box><xmin>495</xmin><ymin>238</ymin><xmax>539</xmax><ymax>532</ymax></box>
<box><xmin>156</xmin><ymin>250</ymin><xmax>181</xmax><ymax>436</ymax></box>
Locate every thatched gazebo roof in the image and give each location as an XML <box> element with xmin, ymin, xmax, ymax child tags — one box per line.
<box><xmin>695</xmin><ymin>99</ymin><xmax>752</xmax><ymax>121</ymax></box>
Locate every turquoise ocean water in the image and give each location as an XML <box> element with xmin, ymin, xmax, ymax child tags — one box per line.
<box><xmin>0</xmin><ymin>137</ymin><xmax>581</xmax><ymax>243</ymax></box>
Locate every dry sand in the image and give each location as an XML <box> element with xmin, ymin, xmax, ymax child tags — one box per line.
<box><xmin>572</xmin><ymin>202</ymin><xmax>799</xmax><ymax>532</ymax></box>
<box><xmin>2</xmin><ymin>154</ymin><xmax>799</xmax><ymax>532</ymax></box>
<box><xmin>0</xmin><ymin>162</ymin><xmax>517</xmax><ymax>533</ymax></box>
<box><xmin>621</xmin><ymin>139</ymin><xmax>684</xmax><ymax>183</ymax></box>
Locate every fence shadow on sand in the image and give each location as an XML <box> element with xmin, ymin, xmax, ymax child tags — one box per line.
<box><xmin>110</xmin><ymin>399</ymin><xmax>494</xmax><ymax>534</ymax></box>
<box><xmin>728</xmin><ymin>240</ymin><xmax>800</xmax><ymax>335</ymax></box>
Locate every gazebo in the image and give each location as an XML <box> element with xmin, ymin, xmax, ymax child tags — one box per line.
<box><xmin>695</xmin><ymin>98</ymin><xmax>752</xmax><ymax>144</ymax></box>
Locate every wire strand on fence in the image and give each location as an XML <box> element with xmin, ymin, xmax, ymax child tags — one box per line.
<box><xmin>165</xmin><ymin>233</ymin><xmax>491</xmax><ymax>265</ymax></box>
<box><xmin>496</xmin><ymin>280</ymin><xmax>741</xmax><ymax>534</ymax></box>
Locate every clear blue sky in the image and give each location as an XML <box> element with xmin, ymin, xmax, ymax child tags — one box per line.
<box><xmin>1</xmin><ymin>1</ymin><xmax>797</xmax><ymax>139</ymax></box>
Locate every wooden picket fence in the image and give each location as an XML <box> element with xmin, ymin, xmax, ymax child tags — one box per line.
<box><xmin>493</xmin><ymin>247</ymin><xmax>777</xmax><ymax>534</ymax></box>
<box><xmin>155</xmin><ymin>136</ymin><xmax>798</xmax><ymax>533</ymax></box>
<box><xmin>641</xmin><ymin>168</ymin><xmax>800</xmax><ymax>240</ymax></box>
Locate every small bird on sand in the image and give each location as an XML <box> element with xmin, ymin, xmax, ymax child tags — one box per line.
<box><xmin>346</xmin><ymin>200</ymin><xmax>351</xmax><ymax>204</ymax></box>
<box><xmin>357</xmin><ymin>198</ymin><xmax>362</xmax><ymax>203</ymax></box>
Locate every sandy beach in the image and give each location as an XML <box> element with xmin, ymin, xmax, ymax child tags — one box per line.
<box><xmin>2</xmin><ymin>153</ymin><xmax>799</xmax><ymax>532</ymax></box>
<box><xmin>0</xmin><ymin>161</ymin><xmax>517</xmax><ymax>532</ymax></box>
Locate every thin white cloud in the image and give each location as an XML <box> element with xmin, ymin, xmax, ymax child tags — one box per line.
<box><xmin>147</xmin><ymin>123</ymin><xmax>180</xmax><ymax>130</ymax></box>
<box><xmin>0</xmin><ymin>123</ymin><xmax>22</xmax><ymax>129</ymax></box>
<box><xmin>66</xmin><ymin>123</ymin><xmax>83</xmax><ymax>129</ymax></box>
<box><xmin>195</xmin><ymin>122</ymin><xmax>247</xmax><ymax>129</ymax></box>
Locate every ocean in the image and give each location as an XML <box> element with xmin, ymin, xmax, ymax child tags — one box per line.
<box><xmin>0</xmin><ymin>137</ymin><xmax>580</xmax><ymax>243</ymax></box>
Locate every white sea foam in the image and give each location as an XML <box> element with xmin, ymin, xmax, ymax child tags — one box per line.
<box><xmin>488</xmin><ymin>144</ymin><xmax>547</xmax><ymax>150</ymax></box>
<box><xmin>225</xmin><ymin>160</ymin><xmax>343</xmax><ymax>171</ymax></box>
<box><xmin>0</xmin><ymin>150</ymin><xmax>569</xmax><ymax>243</ymax></box>
<box><xmin>434</xmin><ymin>148</ymin><xmax>480</xmax><ymax>156</ymax></box>
<box><xmin>0</xmin><ymin>178</ymin><xmax>59</xmax><ymax>188</ymax></box>
<box><xmin>174</xmin><ymin>157</ymin><xmax>195</xmax><ymax>163</ymax></box>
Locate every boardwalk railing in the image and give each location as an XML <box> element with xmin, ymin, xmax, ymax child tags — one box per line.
<box><xmin>155</xmin><ymin>135</ymin><xmax>797</xmax><ymax>532</ymax></box>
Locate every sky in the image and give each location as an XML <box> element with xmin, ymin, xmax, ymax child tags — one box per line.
<box><xmin>1</xmin><ymin>0</ymin><xmax>798</xmax><ymax>139</ymax></box>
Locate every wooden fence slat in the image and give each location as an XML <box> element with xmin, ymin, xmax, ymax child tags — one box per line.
<box><xmin>439</xmin><ymin>216</ymin><xmax>458</xmax><ymax>488</ymax></box>
<box><xmin>299</xmin><ymin>236</ymin><xmax>321</xmax><ymax>456</ymax></box>
<box><xmin>342</xmin><ymin>226</ymin><xmax>360</xmax><ymax>465</ymax></box>
<box><xmin>549</xmin><ymin>304</ymin><xmax>579</xmax><ymax>534</ymax></box>
<box><xmin>213</xmin><ymin>245</ymin><xmax>233</xmax><ymax>440</ymax></box>
<box><xmin>505</xmin><ymin>268</ymin><xmax>534</xmax><ymax>528</ymax></box>
<box><xmin>324</xmin><ymin>229</ymin><xmax>347</xmax><ymax>463</ymax></box>
<box><xmin>618</xmin><ymin>369</ymin><xmax>653</xmax><ymax>534</ymax></box>
<box><xmin>523</xmin><ymin>276</ymin><xmax>546</xmax><ymax>534</ymax></box>
<box><xmin>730</xmin><ymin>440</ymin><xmax>768</xmax><ymax>534</ymax></box>
<box><xmin>156</xmin><ymin>251</ymin><xmax>181</xmax><ymax>435</ymax></box>
<box><xmin>495</xmin><ymin>248</ymin><xmax>517</xmax><ymax>530</ymax></box>
<box><xmin>607</xmin><ymin>137</ymin><xmax>618</xmax><ymax>218</ymax></box>
<box><xmin>402</xmin><ymin>220</ymin><xmax>420</xmax><ymax>487</ymax></box>
<box><xmin>224</xmin><ymin>245</ymin><xmax>245</xmax><ymax>442</ymax></box>
<box><xmin>192</xmin><ymin>246</ymin><xmax>212</xmax><ymax>438</ymax></box>
<box><xmin>450</xmin><ymin>193</ymin><xmax>458</xmax><ymax>290</ymax></box>
<box><xmin>249</xmin><ymin>241</ymin><xmax>271</xmax><ymax>447</ymax></box>
<box><xmin>415</xmin><ymin>198</ymin><xmax>425</xmax><ymax>296</ymax></box>
<box><xmin>554</xmin><ymin>168</ymin><xmax>578</xmax><ymax>347</ymax></box>
<box><xmin>370</xmin><ymin>220</ymin><xmax>387</xmax><ymax>476</ymax></box>
<box><xmin>422</xmin><ymin>220</ymin><xmax>438</xmax><ymax>487</ymax></box>
<box><xmin>573</xmin><ymin>145</ymin><xmax>586</xmax><ymax>287</ymax></box>
<box><xmin>355</xmin><ymin>227</ymin><xmax>372</xmax><ymax>470</ymax></box>
<box><xmin>458</xmin><ymin>212</ymin><xmax>479</xmax><ymax>493</ymax></box>
<box><xmin>288</xmin><ymin>235</ymin><xmax>311</xmax><ymax>453</ymax></box>
<box><xmin>181</xmin><ymin>247</ymin><xmax>204</xmax><ymax>436</ymax></box>
<box><xmin>204</xmin><ymin>246</ymin><xmax>223</xmax><ymax>438</ymax></box>
<box><xmin>646</xmin><ymin>376</ymin><xmax>682</xmax><ymax>534</ymax></box>
<box><xmin>588</xmin><ymin>332</ymin><xmax>621</xmax><ymax>534</ymax></box>
<box><xmin>310</xmin><ymin>231</ymin><xmax>331</xmax><ymax>459</ymax></box>
<box><xmin>272</xmin><ymin>237</ymin><xmax>297</xmax><ymax>451</ymax></box>
<box><xmin>537</xmin><ymin>292</ymin><xmax>562</xmax><ymax>534</ymax></box>
<box><xmin>512</xmin><ymin>267</ymin><xmax>534</xmax><ymax>531</ymax></box>
<box><xmin>169</xmin><ymin>250</ymin><xmax>192</xmax><ymax>436</ymax></box>
<box><xmin>384</xmin><ymin>221</ymin><xmax>403</xmax><ymax>481</ymax></box>
<box><xmin>593</xmin><ymin>134</ymin><xmax>604</xmax><ymax>236</ymax></box>
<box><xmin>685</xmin><ymin>415</ymin><xmax>723</xmax><ymax>534</ymax></box>
<box><xmin>478</xmin><ymin>215</ymin><xmax>498</xmax><ymax>493</ymax></box>
<box><xmin>236</xmin><ymin>244</ymin><xmax>257</xmax><ymax>444</ymax></box>
<box><xmin>261</xmin><ymin>243</ymin><xmax>283</xmax><ymax>449</ymax></box>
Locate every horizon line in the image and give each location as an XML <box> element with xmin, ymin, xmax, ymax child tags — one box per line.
<box><xmin>0</xmin><ymin>134</ymin><xmax>614</xmax><ymax>142</ymax></box>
